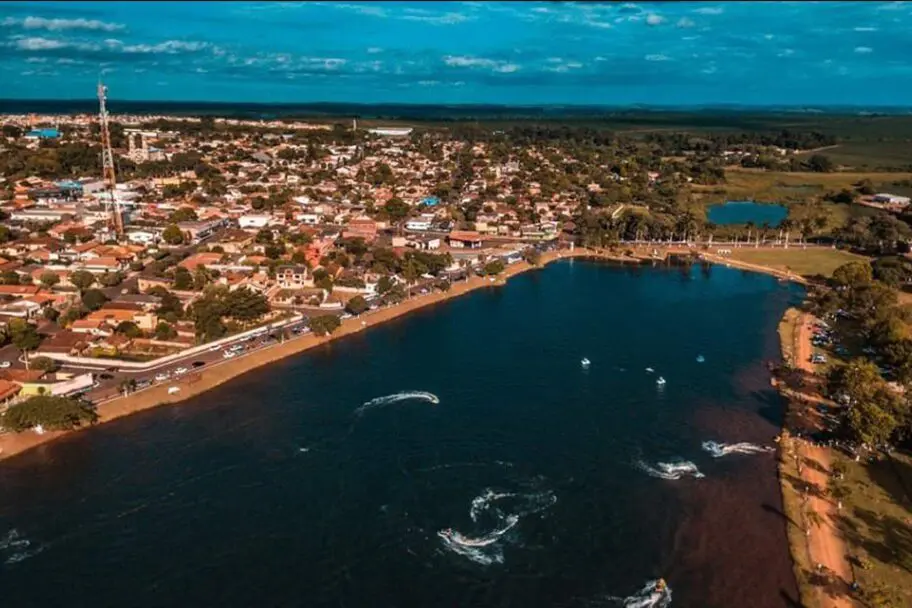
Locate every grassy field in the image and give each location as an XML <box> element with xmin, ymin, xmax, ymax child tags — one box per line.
<box><xmin>694</xmin><ymin>169</ymin><xmax>912</xmax><ymax>204</ymax></box>
<box><xmin>832</xmin><ymin>450</ymin><xmax>912</xmax><ymax>608</ymax></box>
<box><xmin>727</xmin><ymin>247</ymin><xmax>869</xmax><ymax>278</ymax></box>
<box><xmin>797</xmin><ymin>141</ymin><xmax>912</xmax><ymax>172</ymax></box>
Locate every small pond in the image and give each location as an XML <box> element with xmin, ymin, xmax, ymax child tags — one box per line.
<box><xmin>707</xmin><ymin>201</ymin><xmax>788</xmax><ymax>227</ymax></box>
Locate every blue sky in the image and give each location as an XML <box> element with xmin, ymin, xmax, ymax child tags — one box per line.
<box><xmin>1</xmin><ymin>1</ymin><xmax>911</xmax><ymax>106</ymax></box>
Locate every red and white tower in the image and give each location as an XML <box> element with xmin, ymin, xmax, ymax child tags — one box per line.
<box><xmin>98</xmin><ymin>81</ymin><xmax>124</xmax><ymax>237</ymax></box>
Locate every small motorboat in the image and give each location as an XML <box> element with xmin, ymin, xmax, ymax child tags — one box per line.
<box><xmin>645</xmin><ymin>367</ymin><xmax>655</xmax><ymax>373</ymax></box>
<box><xmin>656</xmin><ymin>377</ymin><xmax>666</xmax><ymax>386</ymax></box>
<box><xmin>696</xmin><ymin>355</ymin><xmax>705</xmax><ymax>363</ymax></box>
<box><xmin>581</xmin><ymin>358</ymin><xmax>591</xmax><ymax>368</ymax></box>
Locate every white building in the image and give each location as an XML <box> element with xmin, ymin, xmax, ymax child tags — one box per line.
<box><xmin>238</xmin><ymin>214</ymin><xmax>272</xmax><ymax>229</ymax></box>
<box><xmin>126</xmin><ymin>230</ymin><xmax>160</xmax><ymax>245</ymax></box>
<box><xmin>873</xmin><ymin>193</ymin><xmax>911</xmax><ymax>206</ymax></box>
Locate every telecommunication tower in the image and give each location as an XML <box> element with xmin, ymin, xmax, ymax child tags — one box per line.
<box><xmin>97</xmin><ymin>81</ymin><xmax>124</xmax><ymax>237</ymax></box>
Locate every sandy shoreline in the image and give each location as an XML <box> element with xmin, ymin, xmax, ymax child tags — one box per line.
<box><xmin>0</xmin><ymin>246</ymin><xmax>807</xmax><ymax>462</ymax></box>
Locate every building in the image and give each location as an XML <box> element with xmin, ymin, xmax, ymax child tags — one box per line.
<box><xmin>178</xmin><ymin>219</ymin><xmax>224</xmax><ymax>241</ymax></box>
<box><xmin>367</xmin><ymin>127</ymin><xmax>413</xmax><ymax>137</ymax></box>
<box><xmin>406</xmin><ymin>219</ymin><xmax>433</xmax><ymax>232</ymax></box>
<box><xmin>873</xmin><ymin>193</ymin><xmax>911</xmax><ymax>206</ymax></box>
<box><xmin>238</xmin><ymin>214</ymin><xmax>272</xmax><ymax>229</ymax></box>
<box><xmin>24</xmin><ymin>127</ymin><xmax>60</xmax><ymax>140</ymax></box>
<box><xmin>276</xmin><ymin>265</ymin><xmax>312</xmax><ymax>289</ymax></box>
<box><xmin>448</xmin><ymin>231</ymin><xmax>484</xmax><ymax>249</ymax></box>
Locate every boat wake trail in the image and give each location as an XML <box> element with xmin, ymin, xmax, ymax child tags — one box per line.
<box><xmin>438</xmin><ymin>486</ymin><xmax>557</xmax><ymax>566</ymax></box>
<box><xmin>606</xmin><ymin>579</ymin><xmax>673</xmax><ymax>608</ymax></box>
<box><xmin>701</xmin><ymin>441</ymin><xmax>775</xmax><ymax>458</ymax></box>
<box><xmin>355</xmin><ymin>391</ymin><xmax>440</xmax><ymax>416</ymax></box>
<box><xmin>0</xmin><ymin>529</ymin><xmax>44</xmax><ymax>565</ymax></box>
<box><xmin>636</xmin><ymin>459</ymin><xmax>704</xmax><ymax>480</ymax></box>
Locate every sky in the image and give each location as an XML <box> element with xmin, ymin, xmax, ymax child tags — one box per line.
<box><xmin>1</xmin><ymin>1</ymin><xmax>911</xmax><ymax>107</ymax></box>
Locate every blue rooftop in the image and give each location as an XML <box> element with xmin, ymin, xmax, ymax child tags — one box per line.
<box><xmin>27</xmin><ymin>128</ymin><xmax>60</xmax><ymax>139</ymax></box>
<box><xmin>421</xmin><ymin>196</ymin><xmax>440</xmax><ymax>206</ymax></box>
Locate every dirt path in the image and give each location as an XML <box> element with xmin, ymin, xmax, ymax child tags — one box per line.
<box><xmin>794</xmin><ymin>313</ymin><xmax>856</xmax><ymax>608</ymax></box>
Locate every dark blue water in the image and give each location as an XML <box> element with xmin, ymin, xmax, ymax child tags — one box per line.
<box><xmin>707</xmin><ymin>202</ymin><xmax>788</xmax><ymax>227</ymax></box>
<box><xmin>0</xmin><ymin>261</ymin><xmax>803</xmax><ymax>607</ymax></box>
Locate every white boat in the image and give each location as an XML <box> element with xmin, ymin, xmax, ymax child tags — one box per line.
<box><xmin>645</xmin><ymin>367</ymin><xmax>655</xmax><ymax>373</ymax></box>
<box><xmin>696</xmin><ymin>355</ymin><xmax>705</xmax><ymax>363</ymax></box>
<box><xmin>656</xmin><ymin>377</ymin><xmax>666</xmax><ymax>386</ymax></box>
<box><xmin>581</xmin><ymin>358</ymin><xmax>591</xmax><ymax>367</ymax></box>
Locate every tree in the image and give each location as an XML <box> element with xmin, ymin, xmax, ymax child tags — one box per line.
<box><xmin>97</xmin><ymin>271</ymin><xmax>125</xmax><ymax>287</ymax></box>
<box><xmin>69</xmin><ymin>269</ymin><xmax>96</xmax><ymax>291</ymax></box>
<box><xmin>115</xmin><ymin>321</ymin><xmax>142</xmax><ymax>338</ymax></box>
<box><xmin>806</xmin><ymin>154</ymin><xmax>834</xmax><ymax>173</ymax></box>
<box><xmin>29</xmin><ymin>356</ymin><xmax>58</xmax><ymax>372</ymax></box>
<box><xmin>483</xmin><ymin>259</ymin><xmax>506</xmax><ymax>276</ymax></box>
<box><xmin>523</xmin><ymin>248</ymin><xmax>542</xmax><ymax>266</ymax></box>
<box><xmin>154</xmin><ymin>321</ymin><xmax>177</xmax><ymax>340</ymax></box>
<box><xmin>345</xmin><ymin>295</ymin><xmax>368</xmax><ymax>316</ymax></box>
<box><xmin>831</xmin><ymin>262</ymin><xmax>873</xmax><ymax>289</ymax></box>
<box><xmin>81</xmin><ymin>288</ymin><xmax>108</xmax><ymax>311</ymax></box>
<box><xmin>384</xmin><ymin>197</ymin><xmax>410</xmax><ymax>222</ymax></box>
<box><xmin>170</xmin><ymin>206</ymin><xmax>198</xmax><ymax>222</ymax></box>
<box><xmin>39</xmin><ymin>271</ymin><xmax>60</xmax><ymax>289</ymax></box>
<box><xmin>173</xmin><ymin>266</ymin><xmax>194</xmax><ymax>290</ymax></box>
<box><xmin>1</xmin><ymin>395</ymin><xmax>97</xmax><ymax>432</ymax></box>
<box><xmin>162</xmin><ymin>224</ymin><xmax>184</xmax><ymax>245</ymax></box>
<box><xmin>829</xmin><ymin>359</ymin><xmax>907</xmax><ymax>445</ymax></box>
<box><xmin>308</xmin><ymin>314</ymin><xmax>341</xmax><ymax>336</ymax></box>
<box><xmin>8</xmin><ymin>319</ymin><xmax>41</xmax><ymax>370</ymax></box>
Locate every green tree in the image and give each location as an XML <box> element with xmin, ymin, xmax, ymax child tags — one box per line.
<box><xmin>69</xmin><ymin>269</ymin><xmax>96</xmax><ymax>291</ymax></box>
<box><xmin>9</xmin><ymin>319</ymin><xmax>42</xmax><ymax>369</ymax></box>
<box><xmin>383</xmin><ymin>197</ymin><xmax>410</xmax><ymax>222</ymax></box>
<box><xmin>0</xmin><ymin>270</ymin><xmax>20</xmax><ymax>285</ymax></box>
<box><xmin>829</xmin><ymin>359</ymin><xmax>907</xmax><ymax>445</ymax></box>
<box><xmin>162</xmin><ymin>224</ymin><xmax>184</xmax><ymax>245</ymax></box>
<box><xmin>1</xmin><ymin>395</ymin><xmax>97</xmax><ymax>432</ymax></box>
<box><xmin>29</xmin><ymin>356</ymin><xmax>58</xmax><ymax>372</ymax></box>
<box><xmin>115</xmin><ymin>321</ymin><xmax>142</xmax><ymax>338</ymax></box>
<box><xmin>523</xmin><ymin>248</ymin><xmax>542</xmax><ymax>266</ymax></box>
<box><xmin>170</xmin><ymin>206</ymin><xmax>198</xmax><ymax>222</ymax></box>
<box><xmin>308</xmin><ymin>314</ymin><xmax>341</xmax><ymax>336</ymax></box>
<box><xmin>173</xmin><ymin>266</ymin><xmax>194</xmax><ymax>290</ymax></box>
<box><xmin>345</xmin><ymin>295</ymin><xmax>369</xmax><ymax>316</ymax></box>
<box><xmin>483</xmin><ymin>259</ymin><xmax>506</xmax><ymax>276</ymax></box>
<box><xmin>831</xmin><ymin>262</ymin><xmax>873</xmax><ymax>288</ymax></box>
<box><xmin>39</xmin><ymin>271</ymin><xmax>60</xmax><ymax>289</ymax></box>
<box><xmin>154</xmin><ymin>321</ymin><xmax>177</xmax><ymax>340</ymax></box>
<box><xmin>81</xmin><ymin>288</ymin><xmax>108</xmax><ymax>311</ymax></box>
<box><xmin>97</xmin><ymin>271</ymin><xmax>125</xmax><ymax>287</ymax></box>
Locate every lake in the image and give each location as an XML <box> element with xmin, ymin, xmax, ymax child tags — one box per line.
<box><xmin>708</xmin><ymin>201</ymin><xmax>789</xmax><ymax>227</ymax></box>
<box><xmin>0</xmin><ymin>260</ymin><xmax>804</xmax><ymax>607</ymax></box>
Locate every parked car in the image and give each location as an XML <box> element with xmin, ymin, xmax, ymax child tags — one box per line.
<box><xmin>154</xmin><ymin>373</ymin><xmax>169</xmax><ymax>382</ymax></box>
<box><xmin>191</xmin><ymin>361</ymin><xmax>206</xmax><ymax>368</ymax></box>
<box><xmin>174</xmin><ymin>367</ymin><xmax>188</xmax><ymax>376</ymax></box>
<box><xmin>0</xmin><ymin>361</ymin><xmax>11</xmax><ymax>369</ymax></box>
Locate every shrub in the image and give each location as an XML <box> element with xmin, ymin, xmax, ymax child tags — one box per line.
<box><xmin>2</xmin><ymin>395</ymin><xmax>97</xmax><ymax>432</ymax></box>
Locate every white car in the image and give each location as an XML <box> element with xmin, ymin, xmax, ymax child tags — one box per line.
<box><xmin>154</xmin><ymin>373</ymin><xmax>170</xmax><ymax>382</ymax></box>
<box><xmin>223</xmin><ymin>351</ymin><xmax>237</xmax><ymax>359</ymax></box>
<box><xmin>174</xmin><ymin>367</ymin><xmax>188</xmax><ymax>376</ymax></box>
<box><xmin>208</xmin><ymin>344</ymin><xmax>222</xmax><ymax>352</ymax></box>
<box><xmin>0</xmin><ymin>361</ymin><xmax>11</xmax><ymax>369</ymax></box>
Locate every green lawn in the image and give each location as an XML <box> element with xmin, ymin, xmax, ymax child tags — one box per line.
<box><xmin>728</xmin><ymin>247</ymin><xmax>869</xmax><ymax>278</ymax></box>
<box><xmin>832</xmin><ymin>450</ymin><xmax>912</xmax><ymax>608</ymax></box>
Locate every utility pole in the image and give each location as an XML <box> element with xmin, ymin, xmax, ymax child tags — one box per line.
<box><xmin>98</xmin><ymin>81</ymin><xmax>124</xmax><ymax>239</ymax></box>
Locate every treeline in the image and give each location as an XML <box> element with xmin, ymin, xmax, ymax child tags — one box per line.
<box><xmin>644</xmin><ymin>129</ymin><xmax>836</xmax><ymax>153</ymax></box>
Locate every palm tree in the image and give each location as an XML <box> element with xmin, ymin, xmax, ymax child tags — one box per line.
<box><xmin>780</xmin><ymin>219</ymin><xmax>793</xmax><ymax>248</ymax></box>
<box><xmin>746</xmin><ymin>221</ymin><xmax>755</xmax><ymax>246</ymax></box>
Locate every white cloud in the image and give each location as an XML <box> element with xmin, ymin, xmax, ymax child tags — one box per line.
<box><xmin>645</xmin><ymin>14</ymin><xmax>665</xmax><ymax>25</ymax></box>
<box><xmin>677</xmin><ymin>17</ymin><xmax>695</xmax><ymax>28</ymax></box>
<box><xmin>118</xmin><ymin>40</ymin><xmax>211</xmax><ymax>54</ymax></box>
<box><xmin>402</xmin><ymin>12</ymin><xmax>469</xmax><ymax>25</ymax></box>
<box><xmin>854</xmin><ymin>26</ymin><xmax>877</xmax><ymax>32</ymax></box>
<box><xmin>12</xmin><ymin>37</ymin><xmax>72</xmax><ymax>51</ymax></box>
<box><xmin>778</xmin><ymin>48</ymin><xmax>795</xmax><ymax>57</ymax></box>
<box><xmin>645</xmin><ymin>54</ymin><xmax>670</xmax><ymax>61</ymax></box>
<box><xmin>367</xmin><ymin>47</ymin><xmax>383</xmax><ymax>54</ymax></box>
<box><xmin>854</xmin><ymin>46</ymin><xmax>873</xmax><ymax>53</ymax></box>
<box><xmin>694</xmin><ymin>7</ymin><xmax>724</xmax><ymax>15</ymax></box>
<box><xmin>2</xmin><ymin>16</ymin><xmax>124</xmax><ymax>32</ymax></box>
<box><xmin>25</xmin><ymin>56</ymin><xmax>47</xmax><ymax>63</ymax></box>
<box><xmin>443</xmin><ymin>55</ymin><xmax>518</xmax><ymax>72</ymax></box>
<box><xmin>330</xmin><ymin>3</ymin><xmax>388</xmax><ymax>17</ymax></box>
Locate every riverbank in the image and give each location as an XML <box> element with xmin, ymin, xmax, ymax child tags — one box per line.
<box><xmin>0</xmin><ymin>247</ymin><xmax>639</xmax><ymax>461</ymax></box>
<box><xmin>775</xmin><ymin>307</ymin><xmax>856</xmax><ymax>608</ymax></box>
